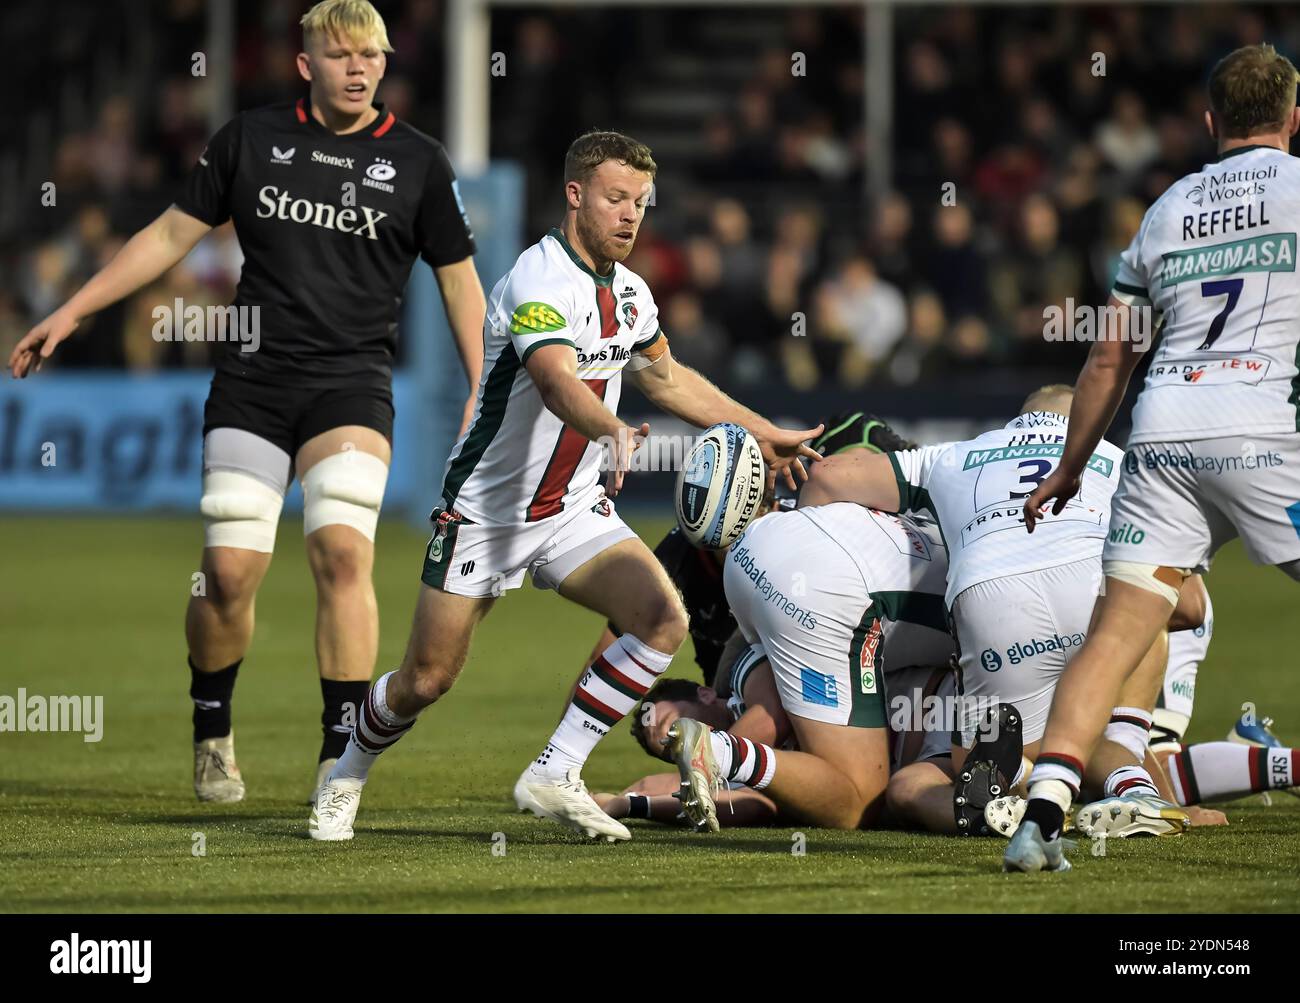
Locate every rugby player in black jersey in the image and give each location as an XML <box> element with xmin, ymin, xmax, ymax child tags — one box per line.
<box><xmin>8</xmin><ymin>0</ymin><xmax>486</xmax><ymax>803</ymax></box>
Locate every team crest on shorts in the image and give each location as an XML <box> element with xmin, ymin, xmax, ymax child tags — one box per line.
<box><xmin>427</xmin><ymin>509</ymin><xmax>461</xmax><ymax>563</ymax></box>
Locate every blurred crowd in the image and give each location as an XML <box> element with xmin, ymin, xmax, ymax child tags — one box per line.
<box><xmin>3</xmin><ymin>1</ymin><xmax>1297</xmax><ymax>387</ymax></box>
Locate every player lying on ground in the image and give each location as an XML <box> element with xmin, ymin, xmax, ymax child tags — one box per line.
<box><xmin>1001</xmin><ymin>44</ymin><xmax>1300</xmax><ymax>872</ymax></box>
<box><xmin>1144</xmin><ymin>589</ymin><xmax>1298</xmax><ymax>811</ymax></box>
<box><xmin>308</xmin><ymin>129</ymin><xmax>821</xmax><ymax>841</ymax></box>
<box><xmin>7</xmin><ymin>0</ymin><xmax>487</xmax><ymax>804</ymax></box>
<box><xmin>799</xmin><ymin>384</ymin><xmax>1196</xmax><ymax>840</ymax></box>
<box><xmin>970</xmin><ymin>580</ymin><xmax>1297</xmax><ymax>832</ymax></box>
<box><xmin>661</xmin><ymin>498</ymin><xmax>957</xmax><ymax>831</ymax></box>
<box><xmin>892</xmin><ymin>573</ymin><xmax>1210</xmax><ymax>836</ymax></box>
<box><xmin>593</xmin><ymin>649</ymin><xmax>956</xmax><ymax>828</ymax></box>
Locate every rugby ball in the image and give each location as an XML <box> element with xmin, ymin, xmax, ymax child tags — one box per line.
<box><xmin>675</xmin><ymin>423</ymin><xmax>767</xmax><ymax>549</ymax></box>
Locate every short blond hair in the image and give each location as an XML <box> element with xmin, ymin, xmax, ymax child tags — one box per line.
<box><xmin>1209</xmin><ymin>43</ymin><xmax>1298</xmax><ymax>139</ymax></box>
<box><xmin>1020</xmin><ymin>383</ymin><xmax>1074</xmax><ymax>416</ymax></box>
<box><xmin>301</xmin><ymin>0</ymin><xmax>393</xmax><ymax>52</ymax></box>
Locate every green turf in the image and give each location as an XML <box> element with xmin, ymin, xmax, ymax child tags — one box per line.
<box><xmin>1</xmin><ymin>516</ymin><xmax>1297</xmax><ymax>913</ymax></box>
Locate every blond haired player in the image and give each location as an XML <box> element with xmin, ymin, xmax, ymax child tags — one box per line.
<box><xmin>309</xmin><ymin>130</ymin><xmax>822</xmax><ymax>841</ymax></box>
<box><xmin>1006</xmin><ymin>44</ymin><xmax>1300</xmax><ymax>871</ymax></box>
<box><xmin>8</xmin><ymin>0</ymin><xmax>487</xmax><ymax>803</ymax></box>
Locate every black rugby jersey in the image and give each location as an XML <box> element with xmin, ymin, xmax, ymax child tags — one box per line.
<box><xmin>175</xmin><ymin>98</ymin><xmax>476</xmax><ymax>388</ymax></box>
<box><xmin>653</xmin><ymin>526</ymin><xmax>736</xmax><ymax>685</ymax></box>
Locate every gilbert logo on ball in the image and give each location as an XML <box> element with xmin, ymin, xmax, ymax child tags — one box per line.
<box><xmin>675</xmin><ymin>423</ymin><xmax>766</xmax><ymax>549</ymax></box>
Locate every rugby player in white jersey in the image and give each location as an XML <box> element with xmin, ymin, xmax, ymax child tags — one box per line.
<box><xmin>663</xmin><ymin>501</ymin><xmax>955</xmax><ymax>832</ymax></box>
<box><xmin>308</xmin><ymin>130</ymin><xmax>821</xmax><ymax>841</ymax></box>
<box><xmin>1003</xmin><ymin>44</ymin><xmax>1300</xmax><ymax>871</ymax></box>
<box><xmin>799</xmin><ymin>386</ymin><xmax>1195</xmax><ymax>840</ymax></box>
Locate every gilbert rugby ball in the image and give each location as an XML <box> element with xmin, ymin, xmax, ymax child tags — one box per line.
<box><xmin>675</xmin><ymin>423</ymin><xmax>767</xmax><ymax>549</ymax></box>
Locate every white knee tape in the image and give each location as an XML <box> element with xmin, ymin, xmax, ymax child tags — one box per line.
<box><xmin>1102</xmin><ymin>560</ymin><xmax>1185</xmax><ymax>606</ymax></box>
<box><xmin>200</xmin><ymin>470</ymin><xmax>286</xmax><ymax>553</ymax></box>
<box><xmin>1150</xmin><ymin>708</ymin><xmax>1190</xmax><ymax>754</ymax></box>
<box><xmin>302</xmin><ymin>450</ymin><xmax>388</xmax><ymax>541</ymax></box>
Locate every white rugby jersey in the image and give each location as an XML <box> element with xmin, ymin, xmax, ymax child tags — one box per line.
<box><xmin>440</xmin><ymin>228</ymin><xmax>662</xmax><ymax>524</ymax></box>
<box><xmin>888</xmin><ymin>412</ymin><xmax>1124</xmax><ymax>606</ymax></box>
<box><xmin>1112</xmin><ymin>145</ymin><xmax>1300</xmax><ymax>443</ymax></box>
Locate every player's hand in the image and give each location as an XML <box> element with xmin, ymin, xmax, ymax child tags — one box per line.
<box><xmin>1185</xmin><ymin>805</ymin><xmax>1229</xmax><ymax>827</ymax></box>
<box><xmin>1021</xmin><ymin>467</ymin><xmax>1082</xmax><ymax>533</ymax></box>
<box><xmin>9</xmin><ymin>307</ymin><xmax>79</xmax><ymax>378</ymax></box>
<box><xmin>605</xmin><ymin>422</ymin><xmax>650</xmax><ymax>498</ymax></box>
<box><xmin>757</xmin><ymin>422</ymin><xmax>824</xmax><ymax>491</ymax></box>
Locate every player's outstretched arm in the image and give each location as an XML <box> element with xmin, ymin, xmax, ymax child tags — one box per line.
<box><xmin>796</xmin><ymin>449</ymin><xmax>902</xmax><ymax>513</ymax></box>
<box><xmin>9</xmin><ymin>206</ymin><xmax>212</xmax><ymax>378</ymax></box>
<box><xmin>1023</xmin><ymin>296</ymin><xmax>1148</xmax><ymax>531</ymax></box>
<box><xmin>629</xmin><ymin>341</ymin><xmax>822</xmax><ymax>489</ymax></box>
<box><xmin>433</xmin><ymin>257</ymin><xmax>487</xmax><ymax>436</ymax></box>
<box><xmin>525</xmin><ymin>342</ymin><xmax>649</xmax><ymax>496</ymax></box>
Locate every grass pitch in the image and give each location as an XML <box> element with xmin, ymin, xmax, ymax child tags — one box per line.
<box><xmin>1</xmin><ymin>515</ymin><xmax>1297</xmax><ymax>913</ymax></box>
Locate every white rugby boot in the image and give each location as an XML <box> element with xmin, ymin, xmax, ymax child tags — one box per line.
<box><xmin>985</xmin><ymin>795</ymin><xmax>1077</xmax><ymax>838</ymax></box>
<box><xmin>194</xmin><ymin>733</ymin><xmax>245</xmax><ymax>803</ymax></box>
<box><xmin>664</xmin><ymin>718</ymin><xmax>722</xmax><ymax>833</ymax></box>
<box><xmin>513</xmin><ymin>765</ymin><xmax>631</xmax><ymax>842</ymax></box>
<box><xmin>985</xmin><ymin>795</ymin><xmax>1027</xmax><ymax>837</ymax></box>
<box><xmin>309</xmin><ymin>776</ymin><xmax>364</xmax><ymax>841</ymax></box>
<box><xmin>306</xmin><ymin>757</ymin><xmax>338</xmax><ymax>806</ymax></box>
<box><xmin>1074</xmin><ymin>794</ymin><xmax>1189</xmax><ymax>838</ymax></box>
<box><xmin>1003</xmin><ymin>820</ymin><xmax>1073</xmax><ymax>873</ymax></box>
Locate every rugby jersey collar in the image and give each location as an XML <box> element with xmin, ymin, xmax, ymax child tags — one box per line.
<box><xmin>546</xmin><ymin>227</ymin><xmax>615</xmax><ymax>287</ymax></box>
<box><xmin>1216</xmin><ymin>143</ymin><xmax>1282</xmax><ymax>162</ymax></box>
<box><xmin>293</xmin><ymin>97</ymin><xmax>396</xmax><ymax>139</ymax></box>
<box><xmin>1005</xmin><ymin>411</ymin><xmax>1067</xmax><ymax>430</ymax></box>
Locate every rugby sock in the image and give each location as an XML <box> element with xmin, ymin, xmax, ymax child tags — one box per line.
<box><xmin>319</xmin><ymin>679</ymin><xmax>370</xmax><ymax>763</ymax></box>
<box><xmin>1103</xmin><ymin>765</ymin><xmax>1160</xmax><ymax>799</ymax></box>
<box><xmin>626</xmin><ymin>794</ymin><xmax>652</xmax><ymax>819</ymax></box>
<box><xmin>1024</xmin><ymin>753</ymin><xmax>1083</xmax><ymax>840</ymax></box>
<box><xmin>537</xmin><ymin>634</ymin><xmax>672</xmax><ymax>776</ymax></box>
<box><xmin>709</xmin><ymin>732</ymin><xmax>777</xmax><ymax>790</ymax></box>
<box><xmin>1166</xmin><ymin>742</ymin><xmax>1298</xmax><ymax>805</ymax></box>
<box><xmin>1104</xmin><ymin>706</ymin><xmax>1153</xmax><ymax>763</ymax></box>
<box><xmin>189</xmin><ymin>657</ymin><xmax>240</xmax><ymax>742</ymax></box>
<box><xmin>330</xmin><ymin>671</ymin><xmax>416</xmax><ymax>782</ymax></box>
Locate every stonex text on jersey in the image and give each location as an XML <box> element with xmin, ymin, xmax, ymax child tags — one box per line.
<box><xmin>1112</xmin><ymin>145</ymin><xmax>1300</xmax><ymax>442</ymax></box>
<box><xmin>172</xmin><ymin>98</ymin><xmax>476</xmax><ymax>387</ymax></box>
